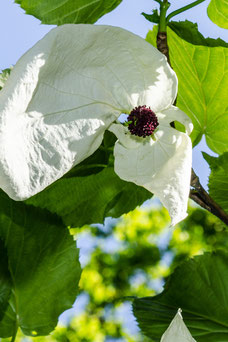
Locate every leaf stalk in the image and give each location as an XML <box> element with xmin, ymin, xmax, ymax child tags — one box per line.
<box><xmin>158</xmin><ymin>0</ymin><xmax>170</xmax><ymax>32</ymax></box>
<box><xmin>166</xmin><ymin>0</ymin><xmax>206</xmax><ymax>22</ymax></box>
<box><xmin>11</xmin><ymin>322</ymin><xmax>18</xmax><ymax>342</ymax></box>
<box><xmin>156</xmin><ymin>1</ymin><xmax>171</xmax><ymax>63</ymax></box>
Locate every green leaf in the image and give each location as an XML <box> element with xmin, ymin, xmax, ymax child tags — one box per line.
<box><xmin>25</xmin><ymin>131</ymin><xmax>151</xmax><ymax>227</ymax></box>
<box><xmin>146</xmin><ymin>21</ymin><xmax>228</xmax><ymax>154</ymax></box>
<box><xmin>0</xmin><ymin>239</ymin><xmax>12</xmax><ymax>323</ymax></box>
<box><xmin>142</xmin><ymin>10</ymin><xmax>160</xmax><ymax>24</ymax></box>
<box><xmin>0</xmin><ymin>68</ymin><xmax>11</xmax><ymax>91</ymax></box>
<box><xmin>133</xmin><ymin>251</ymin><xmax>228</xmax><ymax>342</ymax></box>
<box><xmin>0</xmin><ymin>302</ymin><xmax>15</xmax><ymax>338</ymax></box>
<box><xmin>146</xmin><ymin>25</ymin><xmax>157</xmax><ymax>48</ymax></box>
<box><xmin>168</xmin><ymin>20</ymin><xmax>228</xmax><ymax>47</ymax></box>
<box><xmin>15</xmin><ymin>0</ymin><xmax>122</xmax><ymax>25</ymax></box>
<box><xmin>26</xmin><ymin>167</ymin><xmax>151</xmax><ymax>228</ymax></box>
<box><xmin>203</xmin><ymin>152</ymin><xmax>228</xmax><ymax>214</ymax></box>
<box><xmin>207</xmin><ymin>0</ymin><xmax>228</xmax><ymax>29</ymax></box>
<box><xmin>0</xmin><ymin>191</ymin><xmax>81</xmax><ymax>337</ymax></box>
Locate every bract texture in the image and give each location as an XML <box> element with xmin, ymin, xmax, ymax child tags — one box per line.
<box><xmin>109</xmin><ymin>106</ymin><xmax>193</xmax><ymax>226</ymax></box>
<box><xmin>0</xmin><ymin>24</ymin><xmax>177</xmax><ymax>200</ymax></box>
<box><xmin>161</xmin><ymin>309</ymin><xmax>196</xmax><ymax>342</ymax></box>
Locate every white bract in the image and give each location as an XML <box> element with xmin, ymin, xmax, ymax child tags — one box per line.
<box><xmin>161</xmin><ymin>309</ymin><xmax>197</xmax><ymax>342</ymax></box>
<box><xmin>110</xmin><ymin>106</ymin><xmax>192</xmax><ymax>226</ymax></box>
<box><xmin>0</xmin><ymin>24</ymin><xmax>192</xmax><ymax>225</ymax></box>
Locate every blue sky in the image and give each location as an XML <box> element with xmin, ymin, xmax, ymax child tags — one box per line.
<box><xmin>0</xmin><ymin>0</ymin><xmax>227</xmax><ymax>188</ymax></box>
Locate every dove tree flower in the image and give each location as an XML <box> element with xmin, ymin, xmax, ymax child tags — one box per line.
<box><xmin>161</xmin><ymin>309</ymin><xmax>197</xmax><ymax>342</ymax></box>
<box><xmin>0</xmin><ymin>24</ymin><xmax>192</xmax><ymax>225</ymax></box>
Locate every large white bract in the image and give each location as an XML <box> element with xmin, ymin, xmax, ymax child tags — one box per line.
<box><xmin>161</xmin><ymin>309</ymin><xmax>196</xmax><ymax>342</ymax></box>
<box><xmin>0</xmin><ymin>24</ymin><xmax>192</xmax><ymax>225</ymax></box>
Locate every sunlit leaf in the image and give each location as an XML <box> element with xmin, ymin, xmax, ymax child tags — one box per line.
<box><xmin>15</xmin><ymin>0</ymin><xmax>122</xmax><ymax>25</ymax></box>
<box><xmin>207</xmin><ymin>0</ymin><xmax>228</xmax><ymax>29</ymax></box>
<box><xmin>203</xmin><ymin>152</ymin><xmax>228</xmax><ymax>214</ymax></box>
<box><xmin>146</xmin><ymin>22</ymin><xmax>228</xmax><ymax>154</ymax></box>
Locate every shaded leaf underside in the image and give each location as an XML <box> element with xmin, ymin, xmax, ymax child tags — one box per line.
<box><xmin>0</xmin><ymin>191</ymin><xmax>81</xmax><ymax>337</ymax></box>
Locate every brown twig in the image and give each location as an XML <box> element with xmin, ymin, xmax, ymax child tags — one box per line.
<box><xmin>190</xmin><ymin>170</ymin><xmax>228</xmax><ymax>225</ymax></box>
<box><xmin>156</xmin><ymin>18</ymin><xmax>228</xmax><ymax>225</ymax></box>
<box><xmin>157</xmin><ymin>32</ymin><xmax>171</xmax><ymax>65</ymax></box>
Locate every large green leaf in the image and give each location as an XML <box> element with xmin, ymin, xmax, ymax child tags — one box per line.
<box><xmin>133</xmin><ymin>251</ymin><xmax>228</xmax><ymax>342</ymax></box>
<box><xmin>26</xmin><ymin>166</ymin><xmax>151</xmax><ymax>227</ymax></box>
<box><xmin>203</xmin><ymin>152</ymin><xmax>228</xmax><ymax>214</ymax></box>
<box><xmin>26</xmin><ymin>131</ymin><xmax>151</xmax><ymax>227</ymax></box>
<box><xmin>15</xmin><ymin>0</ymin><xmax>122</xmax><ymax>25</ymax></box>
<box><xmin>207</xmin><ymin>0</ymin><xmax>228</xmax><ymax>29</ymax></box>
<box><xmin>146</xmin><ymin>22</ymin><xmax>228</xmax><ymax>154</ymax></box>
<box><xmin>0</xmin><ymin>191</ymin><xmax>81</xmax><ymax>337</ymax></box>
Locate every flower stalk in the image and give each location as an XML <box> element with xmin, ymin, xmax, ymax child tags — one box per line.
<box><xmin>11</xmin><ymin>323</ymin><xmax>18</xmax><ymax>342</ymax></box>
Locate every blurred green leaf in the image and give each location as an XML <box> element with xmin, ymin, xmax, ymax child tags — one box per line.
<box><xmin>133</xmin><ymin>250</ymin><xmax>228</xmax><ymax>342</ymax></box>
<box><xmin>203</xmin><ymin>152</ymin><xmax>228</xmax><ymax>214</ymax></box>
<box><xmin>0</xmin><ymin>68</ymin><xmax>11</xmax><ymax>91</ymax></box>
<box><xmin>146</xmin><ymin>21</ymin><xmax>228</xmax><ymax>153</ymax></box>
<box><xmin>0</xmin><ymin>190</ymin><xmax>81</xmax><ymax>337</ymax></box>
<box><xmin>4</xmin><ymin>205</ymin><xmax>228</xmax><ymax>342</ymax></box>
<box><xmin>207</xmin><ymin>0</ymin><xmax>228</xmax><ymax>29</ymax></box>
<box><xmin>15</xmin><ymin>0</ymin><xmax>122</xmax><ymax>25</ymax></box>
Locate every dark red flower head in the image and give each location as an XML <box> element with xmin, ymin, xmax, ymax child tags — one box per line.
<box><xmin>127</xmin><ymin>105</ymin><xmax>159</xmax><ymax>138</ymax></box>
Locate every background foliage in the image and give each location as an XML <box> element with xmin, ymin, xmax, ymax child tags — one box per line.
<box><xmin>1</xmin><ymin>204</ymin><xmax>226</xmax><ymax>341</ymax></box>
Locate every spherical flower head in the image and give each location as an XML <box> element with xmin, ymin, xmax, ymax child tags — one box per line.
<box><xmin>127</xmin><ymin>105</ymin><xmax>159</xmax><ymax>138</ymax></box>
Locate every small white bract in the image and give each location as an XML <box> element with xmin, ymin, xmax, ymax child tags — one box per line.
<box><xmin>0</xmin><ymin>24</ymin><xmax>192</xmax><ymax>225</ymax></box>
<box><xmin>110</xmin><ymin>105</ymin><xmax>192</xmax><ymax>226</ymax></box>
<box><xmin>161</xmin><ymin>309</ymin><xmax>197</xmax><ymax>342</ymax></box>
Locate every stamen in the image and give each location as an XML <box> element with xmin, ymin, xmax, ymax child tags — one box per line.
<box><xmin>127</xmin><ymin>105</ymin><xmax>159</xmax><ymax>138</ymax></box>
